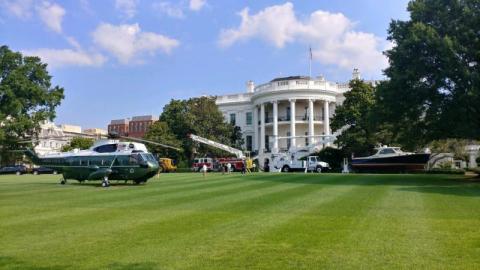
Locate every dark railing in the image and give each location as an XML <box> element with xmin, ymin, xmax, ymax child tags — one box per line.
<box><xmin>258</xmin><ymin>115</ymin><xmax>324</xmax><ymax>124</ymax></box>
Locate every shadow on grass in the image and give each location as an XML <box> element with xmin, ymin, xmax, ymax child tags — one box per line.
<box><xmin>398</xmin><ymin>185</ymin><xmax>480</xmax><ymax>197</ymax></box>
<box><xmin>108</xmin><ymin>262</ymin><xmax>158</xmax><ymax>270</ymax></box>
<box><xmin>0</xmin><ymin>256</ymin><xmax>67</xmax><ymax>270</ymax></box>
<box><xmin>242</xmin><ymin>173</ymin><xmax>480</xmax><ymax>197</ymax></box>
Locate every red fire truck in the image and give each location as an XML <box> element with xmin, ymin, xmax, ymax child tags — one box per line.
<box><xmin>216</xmin><ymin>157</ymin><xmax>245</xmax><ymax>172</ymax></box>
<box><xmin>192</xmin><ymin>157</ymin><xmax>214</xmax><ymax>172</ymax></box>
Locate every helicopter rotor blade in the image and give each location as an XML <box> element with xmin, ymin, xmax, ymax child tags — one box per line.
<box><xmin>116</xmin><ymin>135</ymin><xmax>182</xmax><ymax>151</ymax></box>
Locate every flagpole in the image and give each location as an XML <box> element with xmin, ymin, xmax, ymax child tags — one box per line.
<box><xmin>309</xmin><ymin>46</ymin><xmax>312</xmax><ymax>78</ymax></box>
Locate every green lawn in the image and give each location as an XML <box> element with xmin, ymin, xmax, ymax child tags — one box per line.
<box><xmin>1</xmin><ymin>173</ymin><xmax>479</xmax><ymax>269</ymax></box>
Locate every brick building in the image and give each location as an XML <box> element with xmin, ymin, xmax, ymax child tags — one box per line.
<box><xmin>128</xmin><ymin>115</ymin><xmax>158</xmax><ymax>138</ymax></box>
<box><xmin>107</xmin><ymin>115</ymin><xmax>158</xmax><ymax>138</ymax></box>
<box><xmin>108</xmin><ymin>119</ymin><xmax>130</xmax><ymax>136</ymax></box>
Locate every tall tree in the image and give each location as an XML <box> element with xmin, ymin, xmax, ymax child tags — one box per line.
<box><xmin>144</xmin><ymin>121</ymin><xmax>182</xmax><ymax>160</ymax></box>
<box><xmin>160</xmin><ymin>96</ymin><xmax>242</xmax><ymax>161</ymax></box>
<box><xmin>378</xmin><ymin>0</ymin><xmax>480</xmax><ymax>149</ymax></box>
<box><xmin>0</xmin><ymin>46</ymin><xmax>64</xmax><ymax>163</ymax></box>
<box><xmin>331</xmin><ymin>79</ymin><xmax>380</xmax><ymax>156</ymax></box>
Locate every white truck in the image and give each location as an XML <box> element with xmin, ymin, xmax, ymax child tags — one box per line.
<box><xmin>271</xmin><ymin>150</ymin><xmax>330</xmax><ymax>173</ymax></box>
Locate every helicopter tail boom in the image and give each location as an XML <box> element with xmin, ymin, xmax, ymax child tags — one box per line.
<box><xmin>22</xmin><ymin>149</ymin><xmax>42</xmax><ymax>164</ymax></box>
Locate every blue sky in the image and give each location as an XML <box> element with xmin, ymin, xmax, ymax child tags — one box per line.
<box><xmin>0</xmin><ymin>0</ymin><xmax>410</xmax><ymax>129</ymax></box>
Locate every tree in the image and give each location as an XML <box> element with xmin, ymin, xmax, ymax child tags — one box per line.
<box><xmin>0</xmin><ymin>46</ymin><xmax>64</xmax><ymax>164</ymax></box>
<box><xmin>231</xmin><ymin>125</ymin><xmax>245</xmax><ymax>150</ymax></box>
<box><xmin>428</xmin><ymin>139</ymin><xmax>479</xmax><ymax>161</ymax></box>
<box><xmin>61</xmin><ymin>137</ymin><xmax>94</xmax><ymax>152</ymax></box>
<box><xmin>315</xmin><ymin>147</ymin><xmax>347</xmax><ymax>172</ymax></box>
<box><xmin>331</xmin><ymin>79</ymin><xmax>381</xmax><ymax>156</ymax></box>
<box><xmin>160</xmin><ymin>96</ymin><xmax>242</xmax><ymax>161</ymax></box>
<box><xmin>144</xmin><ymin>121</ymin><xmax>182</xmax><ymax>160</ymax></box>
<box><xmin>377</xmin><ymin>0</ymin><xmax>480</xmax><ymax>149</ymax></box>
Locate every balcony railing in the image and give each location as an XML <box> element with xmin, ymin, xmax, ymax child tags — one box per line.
<box><xmin>259</xmin><ymin>115</ymin><xmax>325</xmax><ymax>124</ymax></box>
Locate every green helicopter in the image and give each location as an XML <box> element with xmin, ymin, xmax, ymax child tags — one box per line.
<box><xmin>23</xmin><ymin>132</ymin><xmax>181</xmax><ymax>187</ymax></box>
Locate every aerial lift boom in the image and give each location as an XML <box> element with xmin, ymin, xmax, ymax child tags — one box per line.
<box><xmin>188</xmin><ymin>134</ymin><xmax>245</xmax><ymax>159</ymax></box>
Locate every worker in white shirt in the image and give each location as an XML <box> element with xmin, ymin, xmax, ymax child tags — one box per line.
<box><xmin>201</xmin><ymin>164</ymin><xmax>207</xmax><ymax>178</ymax></box>
<box><xmin>226</xmin><ymin>163</ymin><xmax>231</xmax><ymax>174</ymax></box>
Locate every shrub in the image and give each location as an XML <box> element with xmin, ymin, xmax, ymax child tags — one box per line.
<box><xmin>315</xmin><ymin>147</ymin><xmax>347</xmax><ymax>172</ymax></box>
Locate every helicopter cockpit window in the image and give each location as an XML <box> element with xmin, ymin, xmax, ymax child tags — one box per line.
<box><xmin>141</xmin><ymin>153</ymin><xmax>157</xmax><ymax>163</ymax></box>
<box><xmin>129</xmin><ymin>154</ymin><xmax>143</xmax><ymax>165</ymax></box>
<box><xmin>94</xmin><ymin>144</ymin><xmax>118</xmax><ymax>153</ymax></box>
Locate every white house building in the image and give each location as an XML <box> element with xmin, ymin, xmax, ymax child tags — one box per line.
<box><xmin>215</xmin><ymin>69</ymin><xmax>370</xmax><ymax>155</ymax></box>
<box><xmin>35</xmin><ymin>121</ymin><xmax>105</xmax><ymax>155</ymax></box>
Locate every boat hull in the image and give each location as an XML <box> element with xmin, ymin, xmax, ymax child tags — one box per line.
<box><xmin>351</xmin><ymin>153</ymin><xmax>430</xmax><ymax>172</ymax></box>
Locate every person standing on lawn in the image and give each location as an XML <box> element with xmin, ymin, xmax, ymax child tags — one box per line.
<box><xmin>202</xmin><ymin>164</ymin><xmax>207</xmax><ymax>178</ymax></box>
<box><xmin>226</xmin><ymin>163</ymin><xmax>231</xmax><ymax>174</ymax></box>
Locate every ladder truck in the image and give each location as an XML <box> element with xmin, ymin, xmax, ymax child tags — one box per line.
<box><xmin>188</xmin><ymin>134</ymin><xmax>254</xmax><ymax>172</ymax></box>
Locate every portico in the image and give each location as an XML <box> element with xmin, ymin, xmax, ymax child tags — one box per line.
<box><xmin>215</xmin><ymin>74</ymin><xmax>360</xmax><ymax>154</ymax></box>
<box><xmin>253</xmin><ymin>98</ymin><xmax>333</xmax><ymax>153</ymax></box>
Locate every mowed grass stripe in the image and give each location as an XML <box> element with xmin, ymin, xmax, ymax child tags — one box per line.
<box><xmin>90</xmin><ymin>175</ymin><xmax>359</xmax><ymax>269</ymax></box>
<box><xmin>0</xmin><ymin>174</ymin><xmax>245</xmax><ymax>221</ymax></box>
<box><xmin>0</xmin><ymin>172</ymin><xmax>219</xmax><ymax>201</ymax></box>
<box><xmin>1</xmin><ymin>174</ymin><xmax>480</xmax><ymax>269</ymax></box>
<box><xmin>414</xmin><ymin>178</ymin><xmax>480</xmax><ymax>268</ymax></box>
<box><xmin>0</xmin><ymin>174</ymin><xmax>308</xmax><ymax>254</ymax></box>
<box><xmin>199</xmin><ymin>175</ymin><xmax>371</xmax><ymax>268</ymax></box>
<box><xmin>2</xmin><ymin>174</ymin><xmax>345</xmax><ymax>268</ymax></box>
<box><xmin>0</xmin><ymin>175</ymin><xmax>274</xmax><ymax>231</ymax></box>
<box><xmin>179</xmin><ymin>175</ymin><xmax>385</xmax><ymax>269</ymax></box>
<box><xmin>320</xmin><ymin>179</ymin><xmax>438</xmax><ymax>269</ymax></box>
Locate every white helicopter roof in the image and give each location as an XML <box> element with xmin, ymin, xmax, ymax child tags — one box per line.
<box><xmin>39</xmin><ymin>139</ymin><xmax>150</xmax><ymax>158</ymax></box>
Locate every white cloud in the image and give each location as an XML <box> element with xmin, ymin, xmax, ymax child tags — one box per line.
<box><xmin>115</xmin><ymin>0</ymin><xmax>138</xmax><ymax>19</ymax></box>
<box><xmin>0</xmin><ymin>0</ymin><xmax>33</xmax><ymax>18</ymax></box>
<box><xmin>35</xmin><ymin>1</ymin><xmax>65</xmax><ymax>33</ymax></box>
<box><xmin>24</xmin><ymin>48</ymin><xmax>106</xmax><ymax>68</ymax></box>
<box><xmin>152</xmin><ymin>1</ymin><xmax>184</xmax><ymax>19</ymax></box>
<box><xmin>92</xmin><ymin>23</ymin><xmax>180</xmax><ymax>64</ymax></box>
<box><xmin>189</xmin><ymin>0</ymin><xmax>206</xmax><ymax>11</ymax></box>
<box><xmin>219</xmin><ymin>2</ymin><xmax>388</xmax><ymax>76</ymax></box>
<box><xmin>1</xmin><ymin>1</ymin><xmax>66</xmax><ymax>33</ymax></box>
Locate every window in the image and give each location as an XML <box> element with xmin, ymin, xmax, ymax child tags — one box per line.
<box><xmin>246</xmin><ymin>135</ymin><xmax>253</xmax><ymax>151</ymax></box>
<box><xmin>230</xmin><ymin>113</ymin><xmax>236</xmax><ymax>126</ymax></box>
<box><xmin>286</xmin><ymin>107</ymin><xmax>291</xmax><ymax>121</ymax></box>
<box><xmin>94</xmin><ymin>144</ymin><xmax>118</xmax><ymax>153</ymax></box>
<box><xmin>379</xmin><ymin>148</ymin><xmax>395</xmax><ymax>155</ymax></box>
<box><xmin>265</xmin><ymin>135</ymin><xmax>270</xmax><ymax>152</ymax></box>
<box><xmin>129</xmin><ymin>154</ymin><xmax>141</xmax><ymax>165</ymax></box>
<box><xmin>305</xmin><ymin>132</ymin><xmax>309</xmax><ymax>146</ymax></box>
<box><xmin>246</xmin><ymin>112</ymin><xmax>252</xmax><ymax>125</ymax></box>
<box><xmin>277</xmin><ymin>81</ymin><xmax>289</xmax><ymax>86</ymax></box>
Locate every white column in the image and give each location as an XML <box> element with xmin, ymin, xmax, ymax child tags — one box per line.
<box><xmin>308</xmin><ymin>99</ymin><xmax>315</xmax><ymax>145</ymax></box>
<box><xmin>253</xmin><ymin>106</ymin><xmax>258</xmax><ymax>151</ymax></box>
<box><xmin>324</xmin><ymin>100</ymin><xmax>330</xmax><ymax>146</ymax></box>
<box><xmin>272</xmin><ymin>100</ymin><xmax>278</xmax><ymax>152</ymax></box>
<box><xmin>260</xmin><ymin>103</ymin><xmax>265</xmax><ymax>153</ymax></box>
<box><xmin>324</xmin><ymin>100</ymin><xmax>330</xmax><ymax>135</ymax></box>
<box><xmin>289</xmin><ymin>99</ymin><xmax>296</xmax><ymax>148</ymax></box>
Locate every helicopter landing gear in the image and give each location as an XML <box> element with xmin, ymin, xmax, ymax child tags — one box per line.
<box><xmin>101</xmin><ymin>176</ymin><xmax>110</xmax><ymax>188</ymax></box>
<box><xmin>60</xmin><ymin>178</ymin><xmax>66</xmax><ymax>185</ymax></box>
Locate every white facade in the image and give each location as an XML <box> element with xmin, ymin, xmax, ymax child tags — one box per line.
<box><xmin>215</xmin><ymin>73</ymin><xmax>363</xmax><ymax>154</ymax></box>
<box><xmin>35</xmin><ymin>121</ymin><xmax>102</xmax><ymax>155</ymax></box>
